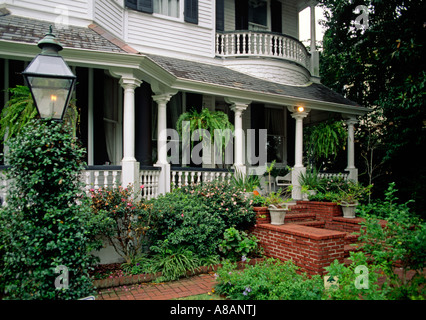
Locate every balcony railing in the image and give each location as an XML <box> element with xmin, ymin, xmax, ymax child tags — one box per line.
<box><xmin>171</xmin><ymin>167</ymin><xmax>234</xmax><ymax>190</ymax></box>
<box><xmin>216</xmin><ymin>31</ymin><xmax>311</xmax><ymax>70</ymax></box>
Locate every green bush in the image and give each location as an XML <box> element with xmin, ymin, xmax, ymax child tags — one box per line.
<box><xmin>89</xmin><ymin>185</ymin><xmax>153</xmax><ymax>263</ymax></box>
<box><xmin>218</xmin><ymin>227</ymin><xmax>259</xmax><ymax>262</ymax></box>
<box><xmin>146</xmin><ymin>181</ymin><xmax>256</xmax><ymax>258</ymax></box>
<box><xmin>215</xmin><ymin>258</ymin><xmax>324</xmax><ymax>300</ymax></box>
<box><xmin>0</xmin><ymin>120</ymin><xmax>96</xmax><ymax>299</ymax></box>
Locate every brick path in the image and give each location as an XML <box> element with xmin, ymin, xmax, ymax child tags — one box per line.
<box><xmin>96</xmin><ymin>273</ymin><xmax>217</xmax><ymax>300</ymax></box>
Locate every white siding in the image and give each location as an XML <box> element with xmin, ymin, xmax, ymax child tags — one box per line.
<box><xmin>5</xmin><ymin>0</ymin><xmax>91</xmax><ymax>26</ymax></box>
<box><xmin>282</xmin><ymin>0</ymin><xmax>299</xmax><ymax>39</ymax></box>
<box><xmin>94</xmin><ymin>0</ymin><xmax>123</xmax><ymax>39</ymax></box>
<box><xmin>126</xmin><ymin>0</ymin><xmax>215</xmax><ymax>59</ymax></box>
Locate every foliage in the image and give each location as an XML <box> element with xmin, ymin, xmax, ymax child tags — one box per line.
<box><xmin>357</xmin><ymin>184</ymin><xmax>426</xmax><ymax>299</ymax></box>
<box><xmin>218</xmin><ymin>227</ymin><xmax>260</xmax><ymax>262</ymax></box>
<box><xmin>304</xmin><ymin>120</ymin><xmax>347</xmax><ymax>167</ymax></box>
<box><xmin>230</xmin><ymin>170</ymin><xmax>260</xmax><ymax>192</ymax></box>
<box><xmin>176</xmin><ymin>108</ymin><xmax>234</xmax><ymax>166</ymax></box>
<box><xmin>0</xmin><ymin>85</ymin><xmax>80</xmax><ymax>142</ymax></box>
<box><xmin>0</xmin><ymin>85</ymin><xmax>38</xmax><ymax>142</ymax></box>
<box><xmin>324</xmin><ymin>251</ymin><xmax>386</xmax><ymax>300</ymax></box>
<box><xmin>252</xmin><ymin>194</ymin><xmax>267</xmax><ymax>207</ymax></box>
<box><xmin>264</xmin><ymin>188</ymin><xmax>290</xmax><ymax>208</ymax></box>
<box><xmin>319</xmin><ymin>0</ymin><xmax>426</xmax><ymax>214</ymax></box>
<box><xmin>214</xmin><ymin>258</ymin><xmax>324</xmax><ymax>300</ymax></box>
<box><xmin>335</xmin><ymin>181</ymin><xmax>372</xmax><ymax>204</ymax></box>
<box><xmin>89</xmin><ymin>185</ymin><xmax>154</xmax><ymax>263</ymax></box>
<box><xmin>0</xmin><ymin>120</ymin><xmax>95</xmax><ymax>299</ymax></box>
<box><xmin>298</xmin><ymin>166</ymin><xmax>321</xmax><ymax>190</ymax></box>
<box><xmin>150</xmin><ymin>244</ymin><xmax>201</xmax><ymax>282</ymax></box>
<box><xmin>146</xmin><ymin>181</ymin><xmax>256</xmax><ymax>258</ymax></box>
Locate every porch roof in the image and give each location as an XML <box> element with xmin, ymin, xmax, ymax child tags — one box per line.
<box><xmin>146</xmin><ymin>54</ymin><xmax>361</xmax><ymax>109</ymax></box>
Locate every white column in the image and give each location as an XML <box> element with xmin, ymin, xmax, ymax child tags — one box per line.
<box><xmin>345</xmin><ymin>116</ymin><xmax>358</xmax><ymax>181</ymax></box>
<box><xmin>120</xmin><ymin>77</ymin><xmax>142</xmax><ymax>188</ymax></box>
<box><xmin>226</xmin><ymin>98</ymin><xmax>251</xmax><ymax>175</ymax></box>
<box><xmin>87</xmin><ymin>68</ymin><xmax>94</xmax><ymax>166</ymax></box>
<box><xmin>152</xmin><ymin>93</ymin><xmax>175</xmax><ymax>194</ymax></box>
<box><xmin>310</xmin><ymin>4</ymin><xmax>320</xmax><ymax>77</ymax></box>
<box><xmin>289</xmin><ymin>106</ymin><xmax>309</xmax><ymax>200</ymax></box>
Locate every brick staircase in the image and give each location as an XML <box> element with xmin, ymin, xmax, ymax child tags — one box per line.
<box><xmin>285</xmin><ymin>202</ymin><xmax>361</xmax><ymax>258</ymax></box>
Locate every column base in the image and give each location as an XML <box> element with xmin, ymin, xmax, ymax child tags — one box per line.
<box><xmin>345</xmin><ymin>168</ymin><xmax>358</xmax><ymax>182</ymax></box>
<box><xmin>291</xmin><ymin>166</ymin><xmax>306</xmax><ymax>200</ymax></box>
<box><xmin>155</xmin><ymin>162</ymin><xmax>171</xmax><ymax>195</ymax></box>
<box><xmin>121</xmin><ymin>159</ymin><xmax>140</xmax><ymax>189</ymax></box>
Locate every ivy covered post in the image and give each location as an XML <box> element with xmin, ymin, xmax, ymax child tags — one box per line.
<box><xmin>0</xmin><ymin>120</ymin><xmax>97</xmax><ymax>299</ymax></box>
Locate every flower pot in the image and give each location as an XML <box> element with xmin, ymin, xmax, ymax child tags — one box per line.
<box><xmin>302</xmin><ymin>190</ymin><xmax>317</xmax><ymax>201</ymax></box>
<box><xmin>268</xmin><ymin>204</ymin><xmax>288</xmax><ymax>225</ymax></box>
<box><xmin>340</xmin><ymin>201</ymin><xmax>358</xmax><ymax>218</ymax></box>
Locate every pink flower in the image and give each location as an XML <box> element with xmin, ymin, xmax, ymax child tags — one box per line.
<box><xmin>90</xmin><ymin>188</ymin><xmax>95</xmax><ymax>192</ymax></box>
<box><xmin>140</xmin><ymin>185</ymin><xmax>145</xmax><ymax>189</ymax></box>
<box><xmin>181</xmin><ymin>213</ymin><xmax>184</xmax><ymax>217</ymax></box>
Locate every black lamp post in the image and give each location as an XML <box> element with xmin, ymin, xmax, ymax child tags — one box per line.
<box><xmin>22</xmin><ymin>26</ymin><xmax>76</xmax><ymax>121</ymax></box>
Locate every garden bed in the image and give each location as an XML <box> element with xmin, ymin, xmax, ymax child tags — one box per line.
<box><xmin>92</xmin><ymin>258</ymin><xmax>265</xmax><ymax>289</ymax></box>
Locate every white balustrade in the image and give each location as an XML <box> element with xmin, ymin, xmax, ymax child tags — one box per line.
<box><xmin>170</xmin><ymin>169</ymin><xmax>233</xmax><ymax>190</ymax></box>
<box><xmin>216</xmin><ymin>31</ymin><xmax>310</xmax><ymax>70</ymax></box>
<box><xmin>81</xmin><ymin>167</ymin><xmax>121</xmax><ymax>193</ymax></box>
<box><xmin>139</xmin><ymin>169</ymin><xmax>160</xmax><ymax>200</ymax></box>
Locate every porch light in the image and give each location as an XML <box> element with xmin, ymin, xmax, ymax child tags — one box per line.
<box><xmin>22</xmin><ymin>26</ymin><xmax>76</xmax><ymax>121</ymax></box>
<box><xmin>297</xmin><ymin>106</ymin><xmax>305</xmax><ymax>112</ymax></box>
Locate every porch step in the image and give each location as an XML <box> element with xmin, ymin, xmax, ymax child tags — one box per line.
<box><xmin>289</xmin><ymin>220</ymin><xmax>326</xmax><ymax>228</ymax></box>
<box><xmin>285</xmin><ymin>212</ymin><xmax>316</xmax><ymax>223</ymax></box>
<box><xmin>287</xmin><ymin>204</ymin><xmax>309</xmax><ymax>214</ymax></box>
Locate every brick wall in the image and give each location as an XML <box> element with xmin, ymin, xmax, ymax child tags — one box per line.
<box><xmin>251</xmin><ymin>223</ymin><xmax>346</xmax><ymax>276</ymax></box>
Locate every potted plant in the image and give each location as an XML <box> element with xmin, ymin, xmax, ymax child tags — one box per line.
<box><xmin>265</xmin><ymin>188</ymin><xmax>291</xmax><ymax>225</ymax></box>
<box><xmin>230</xmin><ymin>169</ymin><xmax>261</xmax><ymax>199</ymax></box>
<box><xmin>337</xmin><ymin>181</ymin><xmax>372</xmax><ymax>218</ymax></box>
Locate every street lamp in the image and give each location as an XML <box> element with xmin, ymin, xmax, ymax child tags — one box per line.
<box><xmin>22</xmin><ymin>26</ymin><xmax>76</xmax><ymax>121</ymax></box>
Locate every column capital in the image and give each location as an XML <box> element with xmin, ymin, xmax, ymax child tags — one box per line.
<box><xmin>343</xmin><ymin>115</ymin><xmax>358</xmax><ymax>126</ymax></box>
<box><xmin>288</xmin><ymin>106</ymin><xmax>310</xmax><ymax>119</ymax></box>
<box><xmin>152</xmin><ymin>92</ymin><xmax>176</xmax><ymax>105</ymax></box>
<box><xmin>119</xmin><ymin>77</ymin><xmax>142</xmax><ymax>90</ymax></box>
<box><xmin>225</xmin><ymin>97</ymin><xmax>251</xmax><ymax>111</ymax></box>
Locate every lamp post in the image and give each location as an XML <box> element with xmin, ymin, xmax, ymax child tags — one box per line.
<box><xmin>22</xmin><ymin>26</ymin><xmax>76</xmax><ymax>121</ymax></box>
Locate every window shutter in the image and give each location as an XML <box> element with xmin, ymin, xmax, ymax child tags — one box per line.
<box><xmin>137</xmin><ymin>0</ymin><xmax>153</xmax><ymax>13</ymax></box>
<box><xmin>235</xmin><ymin>0</ymin><xmax>248</xmax><ymax>30</ymax></box>
<box><xmin>125</xmin><ymin>0</ymin><xmax>137</xmax><ymax>10</ymax></box>
<box><xmin>216</xmin><ymin>0</ymin><xmax>225</xmax><ymax>31</ymax></box>
<box><xmin>271</xmin><ymin>0</ymin><xmax>282</xmax><ymax>33</ymax></box>
<box><xmin>184</xmin><ymin>0</ymin><xmax>198</xmax><ymax>24</ymax></box>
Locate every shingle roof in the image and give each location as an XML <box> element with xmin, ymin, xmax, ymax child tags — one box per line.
<box><xmin>0</xmin><ymin>12</ymin><xmax>127</xmax><ymax>53</ymax></box>
<box><xmin>146</xmin><ymin>54</ymin><xmax>360</xmax><ymax>107</ymax></box>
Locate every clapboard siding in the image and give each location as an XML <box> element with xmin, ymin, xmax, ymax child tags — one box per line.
<box><xmin>282</xmin><ymin>0</ymin><xmax>299</xmax><ymax>38</ymax></box>
<box><xmin>94</xmin><ymin>0</ymin><xmax>123</xmax><ymax>39</ymax></box>
<box><xmin>126</xmin><ymin>1</ymin><xmax>215</xmax><ymax>58</ymax></box>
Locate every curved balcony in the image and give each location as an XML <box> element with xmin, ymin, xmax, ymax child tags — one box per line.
<box><xmin>216</xmin><ymin>31</ymin><xmax>311</xmax><ymax>72</ymax></box>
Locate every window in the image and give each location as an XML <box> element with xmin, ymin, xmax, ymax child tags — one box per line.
<box><xmin>264</xmin><ymin>106</ymin><xmax>285</xmax><ymax>163</ymax></box>
<box><xmin>154</xmin><ymin>0</ymin><xmax>180</xmax><ymax>18</ymax></box>
<box><xmin>248</xmin><ymin>0</ymin><xmax>268</xmax><ymax>30</ymax></box>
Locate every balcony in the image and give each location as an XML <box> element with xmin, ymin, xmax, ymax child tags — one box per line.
<box><xmin>215</xmin><ymin>31</ymin><xmax>311</xmax><ymax>71</ymax></box>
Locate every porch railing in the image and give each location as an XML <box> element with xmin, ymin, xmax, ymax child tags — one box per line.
<box><xmin>216</xmin><ymin>31</ymin><xmax>311</xmax><ymax>70</ymax></box>
<box><xmin>139</xmin><ymin>166</ymin><xmax>161</xmax><ymax>200</ymax></box>
<box><xmin>171</xmin><ymin>167</ymin><xmax>234</xmax><ymax>190</ymax></box>
<box><xmin>317</xmin><ymin>171</ymin><xmax>349</xmax><ymax>181</ymax></box>
<box><xmin>82</xmin><ymin>165</ymin><xmax>122</xmax><ymax>192</ymax></box>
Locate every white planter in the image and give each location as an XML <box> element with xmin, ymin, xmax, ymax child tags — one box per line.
<box><xmin>268</xmin><ymin>204</ymin><xmax>288</xmax><ymax>225</ymax></box>
<box><xmin>340</xmin><ymin>201</ymin><xmax>358</xmax><ymax>219</ymax></box>
<box><xmin>302</xmin><ymin>190</ymin><xmax>317</xmax><ymax>201</ymax></box>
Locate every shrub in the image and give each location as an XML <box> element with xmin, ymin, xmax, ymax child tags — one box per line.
<box><xmin>147</xmin><ymin>181</ymin><xmax>256</xmax><ymax>258</ymax></box>
<box><xmin>218</xmin><ymin>227</ymin><xmax>259</xmax><ymax>262</ymax></box>
<box><xmin>89</xmin><ymin>185</ymin><xmax>153</xmax><ymax>263</ymax></box>
<box><xmin>215</xmin><ymin>258</ymin><xmax>324</xmax><ymax>300</ymax></box>
<box><xmin>0</xmin><ymin>120</ymin><xmax>95</xmax><ymax>299</ymax></box>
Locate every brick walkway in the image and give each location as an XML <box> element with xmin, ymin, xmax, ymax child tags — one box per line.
<box><xmin>96</xmin><ymin>273</ymin><xmax>217</xmax><ymax>300</ymax></box>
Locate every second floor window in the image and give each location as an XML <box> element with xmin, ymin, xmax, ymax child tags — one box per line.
<box><xmin>154</xmin><ymin>0</ymin><xmax>180</xmax><ymax>18</ymax></box>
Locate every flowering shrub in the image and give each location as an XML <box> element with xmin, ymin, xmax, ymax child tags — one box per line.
<box><xmin>89</xmin><ymin>185</ymin><xmax>153</xmax><ymax>263</ymax></box>
<box><xmin>146</xmin><ymin>181</ymin><xmax>256</xmax><ymax>258</ymax></box>
<box><xmin>218</xmin><ymin>227</ymin><xmax>260</xmax><ymax>262</ymax></box>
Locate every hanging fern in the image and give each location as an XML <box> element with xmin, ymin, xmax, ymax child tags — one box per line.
<box><xmin>0</xmin><ymin>85</ymin><xmax>79</xmax><ymax>143</ymax></box>
<box><xmin>0</xmin><ymin>85</ymin><xmax>38</xmax><ymax>142</ymax></box>
<box><xmin>304</xmin><ymin>120</ymin><xmax>347</xmax><ymax>164</ymax></box>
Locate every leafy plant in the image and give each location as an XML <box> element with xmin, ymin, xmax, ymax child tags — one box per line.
<box><xmin>215</xmin><ymin>258</ymin><xmax>324</xmax><ymax>300</ymax></box>
<box><xmin>230</xmin><ymin>170</ymin><xmax>260</xmax><ymax>193</ymax></box>
<box><xmin>264</xmin><ymin>188</ymin><xmax>290</xmax><ymax>208</ymax></box>
<box><xmin>357</xmin><ymin>183</ymin><xmax>426</xmax><ymax>299</ymax></box>
<box><xmin>336</xmin><ymin>181</ymin><xmax>373</xmax><ymax>205</ymax></box>
<box><xmin>304</xmin><ymin>120</ymin><xmax>347</xmax><ymax>165</ymax></box>
<box><xmin>176</xmin><ymin>108</ymin><xmax>234</xmax><ymax>166</ymax></box>
<box><xmin>89</xmin><ymin>185</ymin><xmax>154</xmax><ymax>263</ymax></box>
<box><xmin>0</xmin><ymin>120</ymin><xmax>95</xmax><ymax>299</ymax></box>
<box><xmin>218</xmin><ymin>227</ymin><xmax>259</xmax><ymax>262</ymax></box>
<box><xmin>298</xmin><ymin>166</ymin><xmax>321</xmax><ymax>190</ymax></box>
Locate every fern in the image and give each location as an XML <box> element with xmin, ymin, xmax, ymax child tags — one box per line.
<box><xmin>0</xmin><ymin>85</ymin><xmax>38</xmax><ymax>142</ymax></box>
